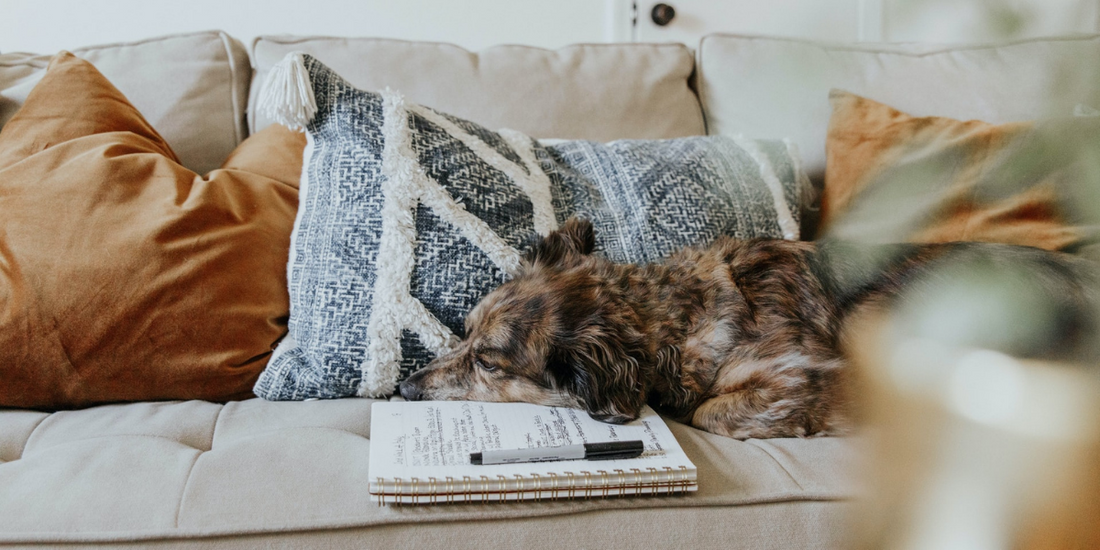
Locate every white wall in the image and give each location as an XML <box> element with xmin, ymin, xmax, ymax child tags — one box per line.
<box><xmin>0</xmin><ymin>0</ymin><xmax>607</xmax><ymax>53</ymax></box>
<box><xmin>632</xmin><ymin>0</ymin><xmax>1100</xmax><ymax>44</ymax></box>
<box><xmin>3</xmin><ymin>0</ymin><xmax>1100</xmax><ymax>54</ymax></box>
<box><xmin>883</xmin><ymin>0</ymin><xmax>1100</xmax><ymax>42</ymax></box>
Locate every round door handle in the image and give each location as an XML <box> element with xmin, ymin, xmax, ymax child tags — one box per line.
<box><xmin>651</xmin><ymin>3</ymin><xmax>676</xmax><ymax>26</ymax></box>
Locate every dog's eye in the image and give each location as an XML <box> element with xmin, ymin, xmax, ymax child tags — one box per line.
<box><xmin>475</xmin><ymin>360</ymin><xmax>498</xmax><ymax>373</ymax></box>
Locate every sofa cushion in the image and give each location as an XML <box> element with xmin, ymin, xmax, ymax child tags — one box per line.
<box><xmin>0</xmin><ymin>31</ymin><xmax>251</xmax><ymax>174</ymax></box>
<box><xmin>0</xmin><ymin>398</ymin><xmax>856</xmax><ymax>547</ymax></box>
<box><xmin>249</xmin><ymin>35</ymin><xmax>705</xmax><ymax>141</ymax></box>
<box><xmin>820</xmin><ymin>90</ymin><xmax>1098</xmax><ymax>250</ymax></box>
<box><xmin>697</xmin><ymin>33</ymin><xmax>1100</xmax><ymax>181</ymax></box>
<box><xmin>252</xmin><ymin>54</ymin><xmax>808</xmax><ymax>400</ymax></box>
<box><xmin>0</xmin><ymin>53</ymin><xmax>303</xmax><ymax>409</ymax></box>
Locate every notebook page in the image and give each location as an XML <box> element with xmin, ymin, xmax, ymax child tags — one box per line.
<box><xmin>368</xmin><ymin>401</ymin><xmax>695</xmax><ymax>492</ymax></box>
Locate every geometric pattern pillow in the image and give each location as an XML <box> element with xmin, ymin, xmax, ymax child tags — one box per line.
<box><xmin>253</xmin><ymin>54</ymin><xmax>808</xmax><ymax>400</ymax></box>
<box><xmin>546</xmin><ymin>136</ymin><xmax>805</xmax><ymax>264</ymax></box>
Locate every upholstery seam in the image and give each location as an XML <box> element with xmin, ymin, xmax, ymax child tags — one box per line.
<box><xmin>246</xmin><ymin>36</ymin><xmax>262</xmax><ymax>135</ymax></box>
<box><xmin>218</xmin><ymin>32</ymin><xmax>247</xmax><ymax>145</ymax></box>
<box><xmin>13</xmin><ymin>414</ymin><xmax>51</xmax><ymax>461</ymax></box>
<box><xmin>695</xmin><ymin>42</ymin><xmax>710</xmax><ymax>135</ymax></box>
<box><xmin>208</xmin><ymin>402</ymin><xmax>227</xmax><ymax>452</ymax></box>
<box><xmin>0</xmin><ymin>492</ymin><xmax>851</xmax><ymax>544</ymax></box>
<box><xmin>17</xmin><ymin>425</ymin><xmax>364</xmax><ymax>460</ymax></box>
<box><xmin>745</xmin><ymin>441</ymin><xmax>807</xmax><ymax>492</ymax></box>
<box><xmin>675</xmin><ymin>46</ymin><xmax>706</xmax><ymax>137</ymax></box>
<box><xmin>172</xmin><ymin>450</ymin><xmax>204</xmax><ymax>530</ymax></box>
<box><xmin>0</xmin><ymin>31</ymin><xmax>225</xmax><ymax>69</ymax></box>
<box><xmin>19</xmin><ymin>433</ymin><xmax>212</xmax><ymax>459</ymax></box>
<box><xmin>259</xmin><ymin>34</ymin><xmax>693</xmax><ymax>54</ymax></box>
<box><xmin>68</xmin><ymin>30</ymin><xmax>223</xmax><ymax>55</ymax></box>
<box><xmin>172</xmin><ymin>404</ymin><xmax>223</xmax><ymax>529</ymax></box>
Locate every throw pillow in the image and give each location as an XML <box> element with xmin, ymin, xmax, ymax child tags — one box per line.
<box><xmin>253</xmin><ymin>54</ymin><xmax>808</xmax><ymax>400</ymax></box>
<box><xmin>0</xmin><ymin>52</ymin><xmax>304</xmax><ymax>409</ymax></box>
<box><xmin>820</xmin><ymin>90</ymin><xmax>1099</xmax><ymax>250</ymax></box>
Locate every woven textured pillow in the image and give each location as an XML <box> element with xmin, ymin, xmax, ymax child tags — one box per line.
<box><xmin>253</xmin><ymin>54</ymin><xmax>808</xmax><ymax>400</ymax></box>
<box><xmin>821</xmin><ymin>90</ymin><xmax>1099</xmax><ymax>250</ymax></box>
<box><xmin>0</xmin><ymin>53</ymin><xmax>303</xmax><ymax>409</ymax></box>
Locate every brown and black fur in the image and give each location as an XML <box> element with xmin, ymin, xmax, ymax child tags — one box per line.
<box><xmin>400</xmin><ymin>218</ymin><xmax>1099</xmax><ymax>439</ymax></box>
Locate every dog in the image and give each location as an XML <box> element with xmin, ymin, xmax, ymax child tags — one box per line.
<box><xmin>400</xmin><ymin>218</ymin><xmax>1098</xmax><ymax>439</ymax></box>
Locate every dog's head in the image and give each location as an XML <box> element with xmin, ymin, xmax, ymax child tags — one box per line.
<box><xmin>399</xmin><ymin>218</ymin><xmax>647</xmax><ymax>423</ymax></box>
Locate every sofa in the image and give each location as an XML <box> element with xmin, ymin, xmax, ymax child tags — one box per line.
<box><xmin>2</xmin><ymin>30</ymin><xmax>1098</xmax><ymax>548</ymax></box>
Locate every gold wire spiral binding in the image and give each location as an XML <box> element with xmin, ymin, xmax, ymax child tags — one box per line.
<box><xmin>411</xmin><ymin>477</ymin><xmax>422</xmax><ymax>505</ymax></box>
<box><xmin>631</xmin><ymin>468</ymin><xmax>643</xmax><ymax>495</ymax></box>
<box><xmin>547</xmin><ymin>472</ymin><xmax>558</xmax><ymax>501</ymax></box>
<box><xmin>375</xmin><ymin>461</ymin><xmax>691</xmax><ymax>504</ymax></box>
<box><xmin>614</xmin><ymin>469</ymin><xmax>626</xmax><ymax>496</ymax></box>
<box><xmin>532</xmin><ymin>473</ymin><xmax>543</xmax><ymax>501</ymax></box>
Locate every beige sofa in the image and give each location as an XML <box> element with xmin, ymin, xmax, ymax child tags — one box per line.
<box><xmin>2</xmin><ymin>30</ymin><xmax>1098</xmax><ymax>548</ymax></box>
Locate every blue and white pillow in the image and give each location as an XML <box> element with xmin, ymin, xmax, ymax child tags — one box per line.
<box><xmin>544</xmin><ymin>137</ymin><xmax>804</xmax><ymax>264</ymax></box>
<box><xmin>253</xmin><ymin>54</ymin><xmax>809</xmax><ymax>400</ymax></box>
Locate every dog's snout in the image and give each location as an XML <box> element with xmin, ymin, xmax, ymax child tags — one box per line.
<box><xmin>588</xmin><ymin>411</ymin><xmax>636</xmax><ymax>424</ymax></box>
<box><xmin>399</xmin><ymin>378</ymin><xmax>424</xmax><ymax>401</ymax></box>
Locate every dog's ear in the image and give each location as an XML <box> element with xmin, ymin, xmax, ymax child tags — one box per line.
<box><xmin>549</xmin><ymin>332</ymin><xmax>645</xmax><ymax>424</ymax></box>
<box><xmin>525</xmin><ymin>217</ymin><xmax>595</xmax><ymax>268</ymax></box>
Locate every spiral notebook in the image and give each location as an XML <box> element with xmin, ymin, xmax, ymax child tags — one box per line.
<box><xmin>368</xmin><ymin>401</ymin><xmax>697</xmax><ymax>505</ymax></box>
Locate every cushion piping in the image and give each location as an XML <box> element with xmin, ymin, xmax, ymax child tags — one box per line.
<box><xmin>7</xmin><ymin>414</ymin><xmax>49</xmax><ymax>462</ymax></box>
<box><xmin>217</xmin><ymin>32</ymin><xmax>248</xmax><ymax>145</ymax></box>
<box><xmin>246</xmin><ymin>35</ymin><xmax>705</xmax><ymax>137</ymax></box>
<box><xmin>0</xmin><ymin>492</ymin><xmax>850</xmax><ymax>544</ymax></box>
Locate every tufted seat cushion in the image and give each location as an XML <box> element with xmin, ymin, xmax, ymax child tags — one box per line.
<box><xmin>0</xmin><ymin>399</ymin><xmax>858</xmax><ymax>548</ymax></box>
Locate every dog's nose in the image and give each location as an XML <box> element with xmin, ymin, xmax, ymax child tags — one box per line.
<box><xmin>399</xmin><ymin>380</ymin><xmax>423</xmax><ymax>401</ymax></box>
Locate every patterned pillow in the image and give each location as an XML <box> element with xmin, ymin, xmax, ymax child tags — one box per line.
<box><xmin>545</xmin><ymin>137</ymin><xmax>805</xmax><ymax>264</ymax></box>
<box><xmin>253</xmin><ymin>54</ymin><xmax>809</xmax><ymax>400</ymax></box>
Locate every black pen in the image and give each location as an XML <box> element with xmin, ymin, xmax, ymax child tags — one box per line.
<box><xmin>470</xmin><ymin>440</ymin><xmax>645</xmax><ymax>465</ymax></box>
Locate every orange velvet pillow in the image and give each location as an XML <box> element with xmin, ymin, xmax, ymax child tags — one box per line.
<box><xmin>0</xmin><ymin>52</ymin><xmax>305</xmax><ymax>409</ymax></box>
<box><xmin>820</xmin><ymin>90</ymin><xmax>1098</xmax><ymax>251</ymax></box>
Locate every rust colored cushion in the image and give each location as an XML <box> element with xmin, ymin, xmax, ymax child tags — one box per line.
<box><xmin>820</xmin><ymin>90</ymin><xmax>1099</xmax><ymax>250</ymax></box>
<box><xmin>0</xmin><ymin>52</ymin><xmax>304</xmax><ymax>409</ymax></box>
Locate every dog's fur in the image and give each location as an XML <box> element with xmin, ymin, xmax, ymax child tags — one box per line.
<box><xmin>400</xmin><ymin>218</ymin><xmax>1098</xmax><ymax>439</ymax></box>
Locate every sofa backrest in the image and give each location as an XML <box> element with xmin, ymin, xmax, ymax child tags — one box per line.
<box><xmin>248</xmin><ymin>35</ymin><xmax>705</xmax><ymax>142</ymax></box>
<box><xmin>7</xmin><ymin>30</ymin><xmax>1100</xmax><ymax>180</ymax></box>
<box><xmin>0</xmin><ymin>31</ymin><xmax>251</xmax><ymax>175</ymax></box>
<box><xmin>696</xmin><ymin>33</ymin><xmax>1100</xmax><ymax>180</ymax></box>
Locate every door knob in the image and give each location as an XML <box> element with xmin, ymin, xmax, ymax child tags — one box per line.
<box><xmin>651</xmin><ymin>3</ymin><xmax>676</xmax><ymax>26</ymax></box>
